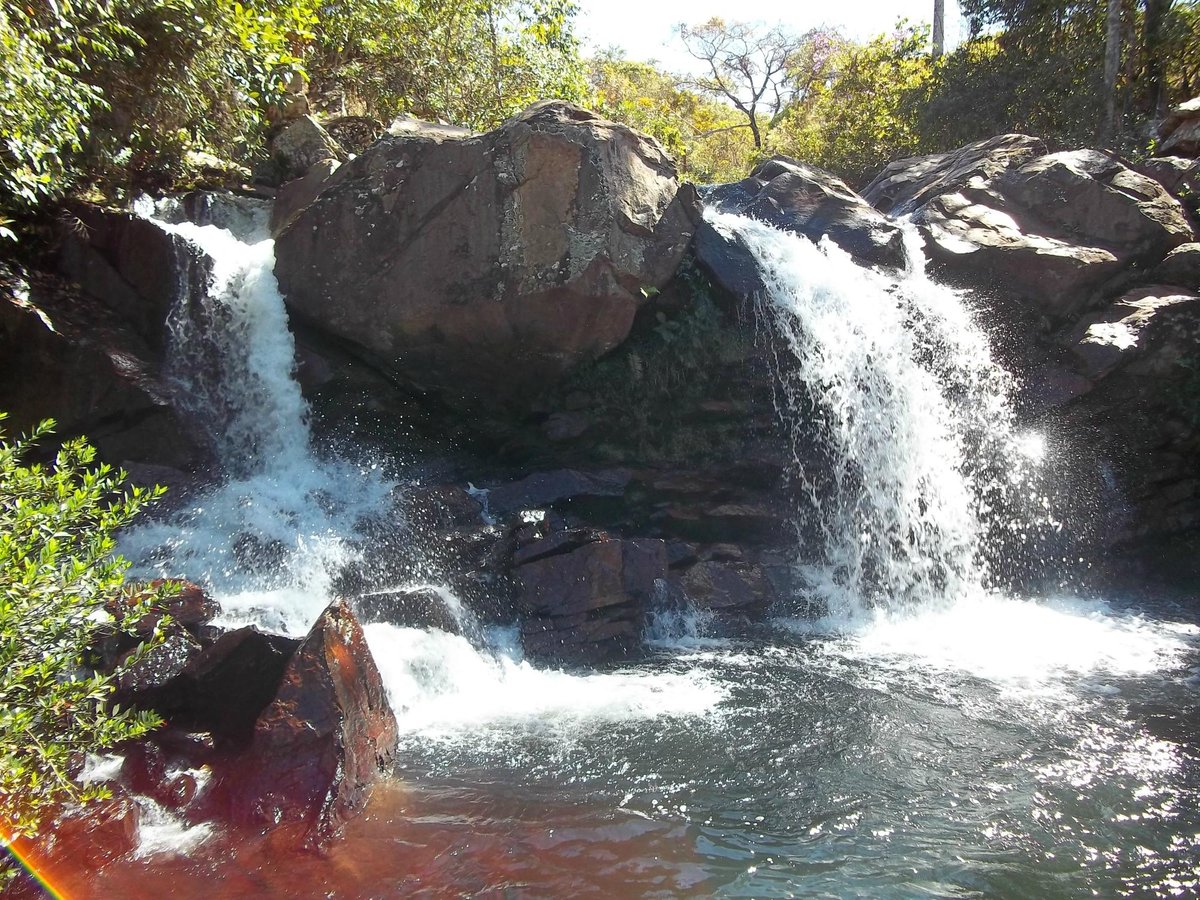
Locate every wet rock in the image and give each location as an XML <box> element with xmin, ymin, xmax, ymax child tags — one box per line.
<box><xmin>353</xmin><ymin>586</ymin><xmax>463</xmax><ymax>634</ymax></box>
<box><xmin>45</xmin><ymin>788</ymin><xmax>140</xmax><ymax>868</ymax></box>
<box><xmin>275</xmin><ymin>101</ymin><xmax>696</xmax><ymax>410</ymax></box>
<box><xmin>163</xmin><ymin>626</ymin><xmax>301</xmax><ymax>744</ymax></box>
<box><xmin>1066</xmin><ymin>286</ymin><xmax>1200</xmax><ymax>380</ymax></box>
<box><xmin>406</xmin><ymin>484</ymin><xmax>484</xmax><ymax>530</ymax></box>
<box><xmin>679</xmin><ymin>561</ymin><xmax>776</xmax><ymax>617</ymax></box>
<box><xmin>270</xmin><ymin>115</ymin><xmax>346</xmax><ymax>181</ymax></box>
<box><xmin>235</xmin><ymin>599</ymin><xmax>397</xmax><ymax>847</ymax></box>
<box><xmin>0</xmin><ymin>257</ymin><xmax>202</xmax><ymax>469</ymax></box>
<box><xmin>487</xmin><ymin>468</ymin><xmax>633</xmax><ymax>516</ymax></box>
<box><xmin>514</xmin><ymin>535</ymin><xmax>666</xmax><ymax>665</ymax></box>
<box><xmin>706</xmin><ymin>156</ymin><xmax>906</xmax><ymax>267</ymax></box>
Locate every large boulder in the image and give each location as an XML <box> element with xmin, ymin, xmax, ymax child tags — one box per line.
<box><xmin>274</xmin><ymin>101</ymin><xmax>697</xmax><ymax>409</ymax></box>
<box><xmin>863</xmin><ymin>138</ymin><xmax>1194</xmax><ymax>321</ymax></box>
<box><xmin>234</xmin><ymin>600</ymin><xmax>397</xmax><ymax>848</ymax></box>
<box><xmin>861</xmin><ymin>133</ymin><xmax>1047</xmax><ymax>215</ymax></box>
<box><xmin>704</xmin><ymin>156</ymin><xmax>905</xmax><ymax>267</ymax></box>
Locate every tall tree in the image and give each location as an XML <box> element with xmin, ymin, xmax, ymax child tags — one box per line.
<box><xmin>1102</xmin><ymin>0</ymin><xmax>1123</xmax><ymax>142</ymax></box>
<box><xmin>933</xmin><ymin>0</ymin><xmax>947</xmax><ymax>57</ymax></box>
<box><xmin>677</xmin><ymin>18</ymin><xmax>807</xmax><ymax>149</ymax></box>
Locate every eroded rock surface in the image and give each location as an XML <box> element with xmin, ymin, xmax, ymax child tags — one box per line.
<box><xmin>274</xmin><ymin>101</ymin><xmax>697</xmax><ymax>409</ymax></box>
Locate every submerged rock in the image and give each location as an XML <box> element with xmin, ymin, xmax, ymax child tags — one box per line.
<box><xmin>274</xmin><ymin>101</ymin><xmax>696</xmax><ymax>410</ymax></box>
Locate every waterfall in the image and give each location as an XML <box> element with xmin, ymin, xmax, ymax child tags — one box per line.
<box><xmin>121</xmin><ymin>199</ymin><xmax>396</xmax><ymax>634</ymax></box>
<box><xmin>704</xmin><ymin>210</ymin><xmax>1057</xmax><ymax>620</ymax></box>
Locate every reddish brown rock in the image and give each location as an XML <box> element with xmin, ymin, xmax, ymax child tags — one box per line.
<box><xmin>235</xmin><ymin>600</ymin><xmax>397</xmax><ymax>847</ymax></box>
<box><xmin>274</xmin><ymin>101</ymin><xmax>696</xmax><ymax>410</ymax></box>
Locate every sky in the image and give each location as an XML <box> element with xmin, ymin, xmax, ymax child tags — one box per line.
<box><xmin>575</xmin><ymin>0</ymin><xmax>964</xmax><ymax>74</ymax></box>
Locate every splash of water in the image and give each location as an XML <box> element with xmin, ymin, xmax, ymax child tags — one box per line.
<box><xmin>706</xmin><ymin>209</ymin><xmax>1057</xmax><ymax>619</ymax></box>
<box><xmin>121</xmin><ymin>201</ymin><xmax>394</xmax><ymax>635</ymax></box>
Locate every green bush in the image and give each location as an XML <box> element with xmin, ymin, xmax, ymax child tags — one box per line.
<box><xmin>0</xmin><ymin>415</ymin><xmax>171</xmax><ymax>840</ymax></box>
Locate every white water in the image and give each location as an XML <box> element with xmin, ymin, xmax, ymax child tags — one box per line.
<box><xmin>707</xmin><ymin>209</ymin><xmax>1057</xmax><ymax>618</ymax></box>
<box><xmin>121</xmin><ymin>203</ymin><xmax>718</xmax><ymax>760</ymax></box>
<box><xmin>703</xmin><ymin>208</ymin><xmax>1197</xmax><ymax>694</ymax></box>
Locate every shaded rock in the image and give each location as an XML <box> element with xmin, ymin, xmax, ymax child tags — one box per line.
<box><xmin>1066</xmin><ymin>286</ymin><xmax>1200</xmax><ymax>380</ymax></box>
<box><xmin>706</xmin><ymin>156</ymin><xmax>905</xmax><ymax>267</ymax></box>
<box><xmin>407</xmin><ymin>483</ymin><xmax>485</xmax><ymax>530</ymax></box>
<box><xmin>271</xmin><ymin>157</ymin><xmax>340</xmax><ymax>236</ymax></box>
<box><xmin>1</xmin><ymin>210</ymin><xmax>207</xmax><ymax>470</ymax></box>
<box><xmin>235</xmin><ymin>600</ymin><xmax>397</xmax><ymax>847</ymax></box>
<box><xmin>271</xmin><ymin>115</ymin><xmax>346</xmax><ymax>181</ymax></box>
<box><xmin>1136</xmin><ymin>155</ymin><xmax>1200</xmax><ymax>199</ymax></box>
<box><xmin>353</xmin><ymin>586</ymin><xmax>464</xmax><ymax>634</ymax></box>
<box><xmin>487</xmin><ymin>468</ymin><xmax>632</xmax><ymax>516</ymax></box>
<box><xmin>679</xmin><ymin>560</ymin><xmax>776</xmax><ymax>616</ymax></box>
<box><xmin>275</xmin><ymin>101</ymin><xmax>697</xmax><ymax>409</ymax></box>
<box><xmin>862</xmin><ymin>133</ymin><xmax>1047</xmax><ymax>215</ymax></box>
<box><xmin>514</xmin><ymin>535</ymin><xmax>666</xmax><ymax>665</ymax></box>
<box><xmin>114</xmin><ymin>631</ymin><xmax>204</xmax><ymax>703</ymax></box>
<box><xmin>1150</xmin><ymin>242</ymin><xmax>1200</xmax><ymax>290</ymax></box>
<box><xmin>161</xmin><ymin>626</ymin><xmax>301</xmax><ymax>744</ymax></box>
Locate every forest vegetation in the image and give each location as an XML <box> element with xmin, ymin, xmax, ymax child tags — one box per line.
<box><xmin>2</xmin><ymin>0</ymin><xmax>1198</xmax><ymax>239</ymax></box>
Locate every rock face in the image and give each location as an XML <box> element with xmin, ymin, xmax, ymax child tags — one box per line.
<box><xmin>863</xmin><ymin>137</ymin><xmax>1194</xmax><ymax>320</ymax></box>
<box><xmin>704</xmin><ymin>156</ymin><xmax>905</xmax><ymax>267</ymax></box>
<box><xmin>1158</xmin><ymin>96</ymin><xmax>1200</xmax><ymax>157</ymax></box>
<box><xmin>513</xmin><ymin>529</ymin><xmax>667</xmax><ymax>665</ymax></box>
<box><xmin>235</xmin><ymin>599</ymin><xmax>398</xmax><ymax>847</ymax></box>
<box><xmin>0</xmin><ymin>206</ymin><xmax>212</xmax><ymax>469</ymax></box>
<box><xmin>274</xmin><ymin>101</ymin><xmax>697</xmax><ymax>408</ymax></box>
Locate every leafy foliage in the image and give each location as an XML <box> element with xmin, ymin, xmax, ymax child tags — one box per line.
<box><xmin>0</xmin><ymin>415</ymin><xmax>172</xmax><ymax>839</ymax></box>
<box><xmin>778</xmin><ymin>25</ymin><xmax>932</xmax><ymax>186</ymax></box>
<box><xmin>305</xmin><ymin>0</ymin><xmax>588</xmax><ymax>129</ymax></box>
<box><xmin>0</xmin><ymin>0</ymin><xmax>311</xmax><ymax>227</ymax></box>
<box><xmin>589</xmin><ymin>53</ymin><xmax>754</xmax><ymax>183</ymax></box>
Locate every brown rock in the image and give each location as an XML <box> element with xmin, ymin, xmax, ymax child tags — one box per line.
<box><xmin>862</xmin><ymin>133</ymin><xmax>1047</xmax><ymax>215</ymax></box>
<box><xmin>871</xmin><ymin>140</ymin><xmax>1194</xmax><ymax>320</ymax></box>
<box><xmin>706</xmin><ymin>156</ymin><xmax>906</xmax><ymax>267</ymax></box>
<box><xmin>236</xmin><ymin>600</ymin><xmax>397</xmax><ymax>847</ymax></box>
<box><xmin>274</xmin><ymin>101</ymin><xmax>696</xmax><ymax>409</ymax></box>
<box><xmin>514</xmin><ymin>535</ymin><xmax>666</xmax><ymax>665</ymax></box>
<box><xmin>680</xmin><ymin>560</ymin><xmax>776</xmax><ymax>615</ymax></box>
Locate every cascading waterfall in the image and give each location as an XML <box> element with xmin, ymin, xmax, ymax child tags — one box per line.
<box><xmin>704</xmin><ymin>209</ymin><xmax>1058</xmax><ymax>620</ymax></box>
<box><xmin>119</xmin><ymin>201</ymin><xmax>724</xmax><ymax>763</ymax></box>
